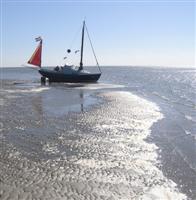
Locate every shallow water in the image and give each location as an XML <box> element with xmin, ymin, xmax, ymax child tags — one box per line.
<box><xmin>0</xmin><ymin>66</ymin><xmax>195</xmax><ymax>199</ymax></box>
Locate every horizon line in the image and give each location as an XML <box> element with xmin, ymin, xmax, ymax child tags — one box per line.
<box><xmin>0</xmin><ymin>65</ymin><xmax>195</xmax><ymax>69</ymax></box>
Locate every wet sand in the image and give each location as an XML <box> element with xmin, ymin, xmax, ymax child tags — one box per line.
<box><xmin>0</xmin><ymin>80</ymin><xmax>188</xmax><ymax>199</ymax></box>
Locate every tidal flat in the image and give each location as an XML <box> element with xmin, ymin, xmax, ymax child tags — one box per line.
<box><xmin>0</xmin><ymin>79</ymin><xmax>188</xmax><ymax>200</ymax></box>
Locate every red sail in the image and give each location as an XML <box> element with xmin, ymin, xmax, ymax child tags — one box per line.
<box><xmin>28</xmin><ymin>41</ymin><xmax>42</xmax><ymax>67</ymax></box>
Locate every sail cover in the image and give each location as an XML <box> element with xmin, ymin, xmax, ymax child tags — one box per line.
<box><xmin>28</xmin><ymin>41</ymin><xmax>42</xmax><ymax>67</ymax></box>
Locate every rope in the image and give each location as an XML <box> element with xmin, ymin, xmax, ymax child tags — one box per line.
<box><xmin>85</xmin><ymin>25</ymin><xmax>102</xmax><ymax>73</ymax></box>
<box><xmin>62</xmin><ymin>24</ymin><xmax>82</xmax><ymax>64</ymax></box>
<box><xmin>68</xmin><ymin>24</ymin><xmax>83</xmax><ymax>50</ymax></box>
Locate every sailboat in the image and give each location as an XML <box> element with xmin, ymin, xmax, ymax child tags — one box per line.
<box><xmin>27</xmin><ymin>21</ymin><xmax>101</xmax><ymax>83</ymax></box>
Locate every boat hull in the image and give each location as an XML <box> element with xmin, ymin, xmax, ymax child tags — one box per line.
<box><xmin>39</xmin><ymin>69</ymin><xmax>101</xmax><ymax>83</ymax></box>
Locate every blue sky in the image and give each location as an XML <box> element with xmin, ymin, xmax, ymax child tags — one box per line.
<box><xmin>1</xmin><ymin>0</ymin><xmax>195</xmax><ymax>67</ymax></box>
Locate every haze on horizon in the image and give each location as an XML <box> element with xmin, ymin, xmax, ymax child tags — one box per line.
<box><xmin>1</xmin><ymin>1</ymin><xmax>195</xmax><ymax>68</ymax></box>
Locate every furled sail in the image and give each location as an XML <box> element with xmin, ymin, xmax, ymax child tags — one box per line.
<box><xmin>28</xmin><ymin>37</ymin><xmax>42</xmax><ymax>67</ymax></box>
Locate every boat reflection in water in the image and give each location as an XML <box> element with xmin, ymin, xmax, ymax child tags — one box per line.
<box><xmin>31</xmin><ymin>84</ymin><xmax>98</xmax><ymax>118</ymax></box>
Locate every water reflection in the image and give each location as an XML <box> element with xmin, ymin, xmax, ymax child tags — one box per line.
<box><xmin>80</xmin><ymin>91</ymin><xmax>84</xmax><ymax>112</ymax></box>
<box><xmin>31</xmin><ymin>95</ymin><xmax>44</xmax><ymax>126</ymax></box>
<box><xmin>31</xmin><ymin>86</ymin><xmax>97</xmax><ymax>118</ymax></box>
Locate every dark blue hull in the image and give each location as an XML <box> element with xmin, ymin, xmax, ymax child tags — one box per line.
<box><xmin>39</xmin><ymin>69</ymin><xmax>101</xmax><ymax>83</ymax></box>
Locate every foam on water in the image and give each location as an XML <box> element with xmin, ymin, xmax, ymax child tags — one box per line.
<box><xmin>53</xmin><ymin>82</ymin><xmax>125</xmax><ymax>90</ymax></box>
<box><xmin>185</xmin><ymin>115</ymin><xmax>196</xmax><ymax>122</ymax></box>
<box><xmin>76</xmin><ymin>82</ymin><xmax>125</xmax><ymax>90</ymax></box>
<box><xmin>2</xmin><ymin>87</ymin><xmax>50</xmax><ymax>93</ymax></box>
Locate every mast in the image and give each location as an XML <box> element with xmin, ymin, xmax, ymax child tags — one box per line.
<box><xmin>79</xmin><ymin>21</ymin><xmax>85</xmax><ymax>70</ymax></box>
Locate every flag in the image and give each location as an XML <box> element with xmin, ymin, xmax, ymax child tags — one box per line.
<box><xmin>35</xmin><ymin>36</ymin><xmax>42</xmax><ymax>42</ymax></box>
